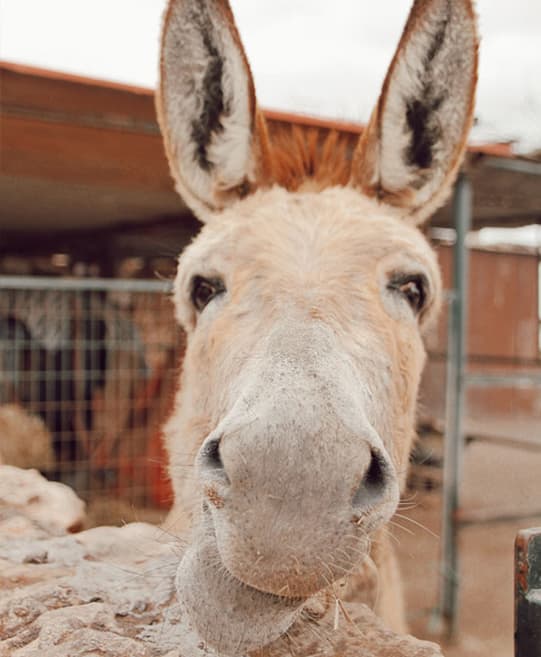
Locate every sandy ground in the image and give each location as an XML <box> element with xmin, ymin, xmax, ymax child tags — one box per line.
<box><xmin>399</xmin><ymin>438</ymin><xmax>541</xmax><ymax>657</ymax></box>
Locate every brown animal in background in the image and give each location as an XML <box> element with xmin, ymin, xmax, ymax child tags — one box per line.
<box><xmin>0</xmin><ymin>404</ymin><xmax>54</xmax><ymax>470</ymax></box>
<box><xmin>157</xmin><ymin>0</ymin><xmax>478</xmax><ymax>653</ymax></box>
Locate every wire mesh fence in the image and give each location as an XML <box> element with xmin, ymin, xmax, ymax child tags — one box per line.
<box><xmin>0</xmin><ymin>276</ymin><xmax>182</xmax><ymax>510</ymax></box>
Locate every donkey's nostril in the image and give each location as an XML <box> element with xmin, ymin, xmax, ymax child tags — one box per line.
<box><xmin>352</xmin><ymin>449</ymin><xmax>389</xmax><ymax>509</ymax></box>
<box><xmin>363</xmin><ymin>450</ymin><xmax>386</xmax><ymax>490</ymax></box>
<box><xmin>200</xmin><ymin>435</ymin><xmax>231</xmax><ymax>487</ymax></box>
<box><xmin>201</xmin><ymin>436</ymin><xmax>224</xmax><ymax>471</ymax></box>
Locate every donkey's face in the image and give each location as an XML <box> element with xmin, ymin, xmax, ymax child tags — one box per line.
<box><xmin>158</xmin><ymin>0</ymin><xmax>477</xmax><ymax>653</ymax></box>
<box><xmin>173</xmin><ymin>184</ymin><xmax>440</xmax><ymax>586</ymax></box>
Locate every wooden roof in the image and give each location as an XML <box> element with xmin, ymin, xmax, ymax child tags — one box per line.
<box><xmin>1</xmin><ymin>61</ymin><xmax>541</xmax><ymax>244</ymax></box>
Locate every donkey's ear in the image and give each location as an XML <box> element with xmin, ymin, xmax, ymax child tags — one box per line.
<box><xmin>157</xmin><ymin>0</ymin><xmax>269</xmax><ymax>220</ymax></box>
<box><xmin>350</xmin><ymin>0</ymin><xmax>478</xmax><ymax>224</ymax></box>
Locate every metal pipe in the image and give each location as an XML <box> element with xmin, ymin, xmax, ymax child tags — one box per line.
<box><xmin>0</xmin><ymin>276</ymin><xmax>173</xmax><ymax>293</ymax></box>
<box><xmin>438</xmin><ymin>172</ymin><xmax>472</xmax><ymax>637</ymax></box>
<box><xmin>484</xmin><ymin>156</ymin><xmax>541</xmax><ymax>177</ymax></box>
<box><xmin>458</xmin><ymin>509</ymin><xmax>541</xmax><ymax>527</ymax></box>
<box><xmin>468</xmin><ymin>433</ymin><xmax>541</xmax><ymax>453</ymax></box>
<box><xmin>465</xmin><ymin>372</ymin><xmax>541</xmax><ymax>388</ymax></box>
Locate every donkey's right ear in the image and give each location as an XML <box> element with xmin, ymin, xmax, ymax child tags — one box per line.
<box><xmin>157</xmin><ymin>0</ymin><xmax>269</xmax><ymax>220</ymax></box>
<box><xmin>350</xmin><ymin>0</ymin><xmax>478</xmax><ymax>225</ymax></box>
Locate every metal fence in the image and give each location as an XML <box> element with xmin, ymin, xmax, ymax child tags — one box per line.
<box><xmin>0</xmin><ymin>276</ymin><xmax>181</xmax><ymax>510</ymax></box>
<box><xmin>437</xmin><ymin>174</ymin><xmax>541</xmax><ymax>637</ymax></box>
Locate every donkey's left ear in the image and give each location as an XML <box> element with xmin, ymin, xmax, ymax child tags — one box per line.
<box><xmin>350</xmin><ymin>0</ymin><xmax>478</xmax><ymax>224</ymax></box>
<box><xmin>157</xmin><ymin>0</ymin><xmax>269</xmax><ymax>220</ymax></box>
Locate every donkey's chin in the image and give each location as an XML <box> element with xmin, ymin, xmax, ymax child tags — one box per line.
<box><xmin>176</xmin><ymin>527</ymin><xmax>304</xmax><ymax>656</ymax></box>
<box><xmin>217</xmin><ymin>534</ymin><xmax>372</xmax><ymax>600</ymax></box>
<box><xmin>208</xmin><ymin>499</ymin><xmax>389</xmax><ymax>600</ymax></box>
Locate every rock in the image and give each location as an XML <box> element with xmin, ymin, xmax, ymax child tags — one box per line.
<box><xmin>0</xmin><ymin>520</ymin><xmax>183</xmax><ymax>656</ymax></box>
<box><xmin>0</xmin><ymin>465</ymin><xmax>86</xmax><ymax>534</ymax></box>
<box><xmin>3</xmin><ymin>603</ymin><xmax>159</xmax><ymax>657</ymax></box>
<box><xmin>258</xmin><ymin>600</ymin><xmax>444</xmax><ymax>656</ymax></box>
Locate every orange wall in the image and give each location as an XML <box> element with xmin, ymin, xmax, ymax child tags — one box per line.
<box><xmin>421</xmin><ymin>245</ymin><xmax>540</xmax><ymax>421</ymax></box>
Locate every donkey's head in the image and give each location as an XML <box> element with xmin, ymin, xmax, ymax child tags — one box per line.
<box><xmin>158</xmin><ymin>0</ymin><xmax>477</xmax><ymax>653</ymax></box>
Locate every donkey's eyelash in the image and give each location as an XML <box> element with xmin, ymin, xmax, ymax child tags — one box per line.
<box><xmin>387</xmin><ymin>273</ymin><xmax>429</xmax><ymax>315</ymax></box>
<box><xmin>190</xmin><ymin>275</ymin><xmax>226</xmax><ymax>312</ymax></box>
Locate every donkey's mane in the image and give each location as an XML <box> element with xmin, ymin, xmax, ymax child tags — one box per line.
<box><xmin>265</xmin><ymin>123</ymin><xmax>359</xmax><ymax>191</ymax></box>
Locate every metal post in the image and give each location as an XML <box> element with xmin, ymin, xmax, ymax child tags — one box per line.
<box><xmin>438</xmin><ymin>173</ymin><xmax>472</xmax><ymax>637</ymax></box>
<box><xmin>515</xmin><ymin>528</ymin><xmax>541</xmax><ymax>656</ymax></box>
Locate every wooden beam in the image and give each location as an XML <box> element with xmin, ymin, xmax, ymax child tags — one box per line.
<box><xmin>1</xmin><ymin>115</ymin><xmax>173</xmax><ymax>191</ymax></box>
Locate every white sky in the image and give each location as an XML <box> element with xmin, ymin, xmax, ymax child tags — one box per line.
<box><xmin>1</xmin><ymin>0</ymin><xmax>540</xmax><ymax>152</ymax></box>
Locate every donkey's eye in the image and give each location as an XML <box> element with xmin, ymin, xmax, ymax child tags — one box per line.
<box><xmin>388</xmin><ymin>274</ymin><xmax>428</xmax><ymax>315</ymax></box>
<box><xmin>191</xmin><ymin>276</ymin><xmax>226</xmax><ymax>312</ymax></box>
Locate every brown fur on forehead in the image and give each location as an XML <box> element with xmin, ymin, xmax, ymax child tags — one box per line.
<box><xmin>262</xmin><ymin>123</ymin><xmax>358</xmax><ymax>191</ymax></box>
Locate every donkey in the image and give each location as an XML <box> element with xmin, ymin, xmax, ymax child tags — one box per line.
<box><xmin>157</xmin><ymin>0</ymin><xmax>478</xmax><ymax>653</ymax></box>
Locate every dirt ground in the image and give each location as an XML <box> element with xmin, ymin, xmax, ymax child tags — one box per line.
<box><xmin>399</xmin><ymin>438</ymin><xmax>541</xmax><ymax>657</ymax></box>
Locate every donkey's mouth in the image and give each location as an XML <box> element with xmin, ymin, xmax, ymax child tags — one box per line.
<box><xmin>202</xmin><ymin>501</ymin><xmax>375</xmax><ymax>602</ymax></box>
<box><xmin>176</xmin><ymin>523</ymin><xmax>304</xmax><ymax>656</ymax></box>
<box><xmin>200</xmin><ymin>505</ymin><xmax>309</xmax><ymax>602</ymax></box>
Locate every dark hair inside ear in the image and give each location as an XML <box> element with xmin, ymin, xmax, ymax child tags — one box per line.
<box><xmin>349</xmin><ymin>0</ymin><xmax>478</xmax><ymax>224</ymax></box>
<box><xmin>190</xmin><ymin>13</ymin><xmax>226</xmax><ymax>172</ymax></box>
<box><xmin>404</xmin><ymin>12</ymin><xmax>449</xmax><ymax>171</ymax></box>
<box><xmin>405</xmin><ymin>93</ymin><xmax>444</xmax><ymax>170</ymax></box>
<box><xmin>158</xmin><ymin>0</ymin><xmax>260</xmax><ymax>215</ymax></box>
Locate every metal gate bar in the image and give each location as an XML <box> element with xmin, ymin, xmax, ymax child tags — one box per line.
<box><xmin>437</xmin><ymin>163</ymin><xmax>541</xmax><ymax>637</ymax></box>
<box><xmin>515</xmin><ymin>528</ymin><xmax>541</xmax><ymax>657</ymax></box>
<box><xmin>439</xmin><ymin>173</ymin><xmax>471</xmax><ymax>636</ymax></box>
<box><xmin>0</xmin><ymin>276</ymin><xmax>172</xmax><ymax>292</ymax></box>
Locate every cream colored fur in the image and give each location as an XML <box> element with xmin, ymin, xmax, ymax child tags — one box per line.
<box><xmin>158</xmin><ymin>0</ymin><xmax>258</xmax><ymax>218</ymax></box>
<box><xmin>156</xmin><ymin>0</ymin><xmax>477</xmax><ymax>653</ymax></box>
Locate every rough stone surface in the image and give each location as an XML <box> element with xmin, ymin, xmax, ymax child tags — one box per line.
<box><xmin>0</xmin><ymin>467</ymin><xmax>443</xmax><ymax>656</ymax></box>
<box><xmin>0</xmin><ymin>465</ymin><xmax>86</xmax><ymax>535</ymax></box>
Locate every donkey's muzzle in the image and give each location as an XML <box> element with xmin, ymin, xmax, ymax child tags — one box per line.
<box><xmin>200</xmin><ymin>432</ymin><xmax>394</xmax><ymax>516</ymax></box>
<box><xmin>197</xmin><ymin>412</ymin><xmax>399</xmax><ymax>597</ymax></box>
